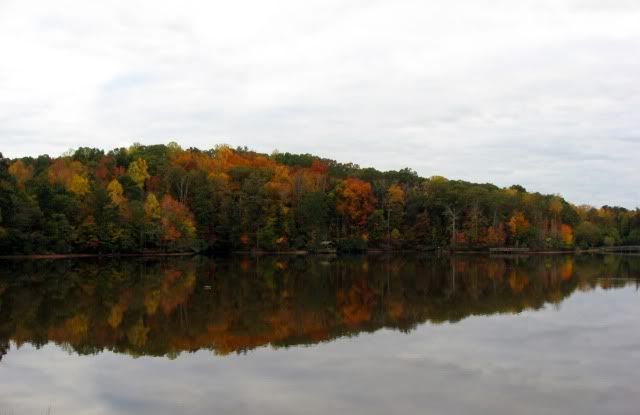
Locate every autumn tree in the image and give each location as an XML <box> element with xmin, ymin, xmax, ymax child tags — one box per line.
<box><xmin>127</xmin><ymin>158</ymin><xmax>150</xmax><ymax>189</ymax></box>
<box><xmin>8</xmin><ymin>160</ymin><xmax>33</xmax><ymax>190</ymax></box>
<box><xmin>560</xmin><ymin>224</ymin><xmax>574</xmax><ymax>247</ymax></box>
<box><xmin>69</xmin><ymin>175</ymin><xmax>90</xmax><ymax>196</ymax></box>
<box><xmin>484</xmin><ymin>224</ymin><xmax>506</xmax><ymax>247</ymax></box>
<box><xmin>160</xmin><ymin>194</ymin><xmax>196</xmax><ymax>249</ymax></box>
<box><xmin>107</xmin><ymin>179</ymin><xmax>126</xmax><ymax>208</ymax></box>
<box><xmin>48</xmin><ymin>159</ymin><xmax>90</xmax><ymax>196</ymax></box>
<box><xmin>142</xmin><ymin>193</ymin><xmax>162</xmax><ymax>247</ymax></box>
<box><xmin>509</xmin><ymin>211</ymin><xmax>531</xmax><ymax>245</ymax></box>
<box><xmin>336</xmin><ymin>178</ymin><xmax>376</xmax><ymax>229</ymax></box>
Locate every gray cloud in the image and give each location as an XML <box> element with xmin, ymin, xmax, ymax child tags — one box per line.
<box><xmin>0</xmin><ymin>0</ymin><xmax>638</xmax><ymax>207</ymax></box>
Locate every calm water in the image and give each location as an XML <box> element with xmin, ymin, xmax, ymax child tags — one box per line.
<box><xmin>0</xmin><ymin>254</ymin><xmax>639</xmax><ymax>414</ymax></box>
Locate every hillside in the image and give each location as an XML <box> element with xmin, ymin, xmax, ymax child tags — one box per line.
<box><xmin>0</xmin><ymin>143</ymin><xmax>638</xmax><ymax>254</ymax></box>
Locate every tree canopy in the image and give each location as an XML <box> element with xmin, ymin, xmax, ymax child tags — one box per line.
<box><xmin>0</xmin><ymin>143</ymin><xmax>638</xmax><ymax>254</ymax></box>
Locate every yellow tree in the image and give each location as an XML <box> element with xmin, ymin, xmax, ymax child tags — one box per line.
<box><xmin>549</xmin><ymin>198</ymin><xmax>563</xmax><ymax>220</ymax></box>
<box><xmin>509</xmin><ymin>211</ymin><xmax>530</xmax><ymax>245</ymax></box>
<box><xmin>142</xmin><ymin>193</ymin><xmax>162</xmax><ymax>248</ymax></box>
<box><xmin>387</xmin><ymin>184</ymin><xmax>404</xmax><ymax>205</ymax></box>
<box><xmin>144</xmin><ymin>193</ymin><xmax>161</xmax><ymax>221</ymax></box>
<box><xmin>8</xmin><ymin>160</ymin><xmax>33</xmax><ymax>190</ymax></box>
<box><xmin>68</xmin><ymin>174</ymin><xmax>90</xmax><ymax>196</ymax></box>
<box><xmin>107</xmin><ymin>179</ymin><xmax>126</xmax><ymax>207</ymax></box>
<box><xmin>127</xmin><ymin>158</ymin><xmax>150</xmax><ymax>188</ymax></box>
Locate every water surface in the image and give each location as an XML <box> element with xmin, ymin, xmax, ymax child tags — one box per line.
<box><xmin>0</xmin><ymin>254</ymin><xmax>639</xmax><ymax>414</ymax></box>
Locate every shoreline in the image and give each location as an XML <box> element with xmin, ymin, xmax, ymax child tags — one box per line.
<box><xmin>0</xmin><ymin>247</ymin><xmax>637</xmax><ymax>260</ymax></box>
<box><xmin>0</xmin><ymin>252</ymin><xmax>196</xmax><ymax>260</ymax></box>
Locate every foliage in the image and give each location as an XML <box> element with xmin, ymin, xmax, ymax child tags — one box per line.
<box><xmin>0</xmin><ymin>143</ymin><xmax>638</xmax><ymax>254</ymax></box>
<box><xmin>336</xmin><ymin>178</ymin><xmax>376</xmax><ymax>227</ymax></box>
<box><xmin>575</xmin><ymin>222</ymin><xmax>602</xmax><ymax>248</ymax></box>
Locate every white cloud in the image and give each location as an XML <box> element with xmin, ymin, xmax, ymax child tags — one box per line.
<box><xmin>0</xmin><ymin>0</ymin><xmax>638</xmax><ymax>207</ymax></box>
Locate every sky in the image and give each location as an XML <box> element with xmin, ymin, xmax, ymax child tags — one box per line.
<box><xmin>0</xmin><ymin>0</ymin><xmax>638</xmax><ymax>208</ymax></box>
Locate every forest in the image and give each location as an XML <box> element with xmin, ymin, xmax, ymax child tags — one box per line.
<box><xmin>1</xmin><ymin>142</ymin><xmax>639</xmax><ymax>254</ymax></box>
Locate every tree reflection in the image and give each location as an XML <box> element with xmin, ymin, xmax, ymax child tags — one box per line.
<box><xmin>0</xmin><ymin>255</ymin><xmax>638</xmax><ymax>358</ymax></box>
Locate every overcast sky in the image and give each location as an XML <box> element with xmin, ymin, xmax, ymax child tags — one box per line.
<box><xmin>0</xmin><ymin>0</ymin><xmax>638</xmax><ymax>207</ymax></box>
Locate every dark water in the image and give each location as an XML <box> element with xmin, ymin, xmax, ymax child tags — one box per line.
<box><xmin>0</xmin><ymin>254</ymin><xmax>639</xmax><ymax>414</ymax></box>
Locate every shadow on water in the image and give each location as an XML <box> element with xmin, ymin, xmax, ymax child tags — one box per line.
<box><xmin>0</xmin><ymin>254</ymin><xmax>638</xmax><ymax>359</ymax></box>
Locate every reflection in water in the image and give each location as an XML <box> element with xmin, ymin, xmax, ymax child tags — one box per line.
<box><xmin>0</xmin><ymin>254</ymin><xmax>638</xmax><ymax>359</ymax></box>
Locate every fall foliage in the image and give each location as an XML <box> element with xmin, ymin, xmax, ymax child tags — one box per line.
<box><xmin>8</xmin><ymin>160</ymin><xmax>33</xmax><ymax>190</ymax></box>
<box><xmin>336</xmin><ymin>178</ymin><xmax>376</xmax><ymax>227</ymax></box>
<box><xmin>0</xmin><ymin>143</ymin><xmax>638</xmax><ymax>254</ymax></box>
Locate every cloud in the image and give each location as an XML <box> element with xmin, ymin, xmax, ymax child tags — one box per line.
<box><xmin>0</xmin><ymin>0</ymin><xmax>638</xmax><ymax>207</ymax></box>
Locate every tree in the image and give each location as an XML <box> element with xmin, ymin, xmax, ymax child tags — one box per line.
<box><xmin>47</xmin><ymin>159</ymin><xmax>88</xmax><ymax>196</ymax></box>
<box><xmin>463</xmin><ymin>199</ymin><xmax>485</xmax><ymax>244</ymax></box>
<box><xmin>127</xmin><ymin>158</ymin><xmax>150</xmax><ymax>189</ymax></box>
<box><xmin>560</xmin><ymin>224</ymin><xmax>574</xmax><ymax>247</ymax></box>
<box><xmin>144</xmin><ymin>193</ymin><xmax>160</xmax><ymax>221</ymax></box>
<box><xmin>412</xmin><ymin>211</ymin><xmax>431</xmax><ymax>246</ymax></box>
<box><xmin>190</xmin><ymin>173</ymin><xmax>229</xmax><ymax>250</ymax></box>
<box><xmin>72</xmin><ymin>147</ymin><xmax>105</xmax><ymax>165</ymax></box>
<box><xmin>68</xmin><ymin>175</ymin><xmax>90</xmax><ymax>196</ymax></box>
<box><xmin>296</xmin><ymin>191</ymin><xmax>329</xmax><ymax>247</ymax></box>
<box><xmin>160</xmin><ymin>194</ymin><xmax>196</xmax><ymax>249</ymax></box>
<box><xmin>336</xmin><ymin>178</ymin><xmax>376</xmax><ymax>228</ymax></box>
<box><xmin>509</xmin><ymin>211</ymin><xmax>530</xmax><ymax>245</ymax></box>
<box><xmin>143</xmin><ymin>193</ymin><xmax>162</xmax><ymax>247</ymax></box>
<box><xmin>8</xmin><ymin>160</ymin><xmax>33</xmax><ymax>190</ymax></box>
<box><xmin>444</xmin><ymin>205</ymin><xmax>460</xmax><ymax>247</ymax></box>
<box><xmin>484</xmin><ymin>224</ymin><xmax>506</xmax><ymax>247</ymax></box>
<box><xmin>367</xmin><ymin>209</ymin><xmax>386</xmax><ymax>243</ymax></box>
<box><xmin>385</xmin><ymin>184</ymin><xmax>405</xmax><ymax>243</ymax></box>
<box><xmin>107</xmin><ymin>179</ymin><xmax>126</xmax><ymax>207</ymax></box>
<box><xmin>575</xmin><ymin>221</ymin><xmax>602</xmax><ymax>248</ymax></box>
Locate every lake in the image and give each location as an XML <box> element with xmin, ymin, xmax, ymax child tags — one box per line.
<box><xmin>0</xmin><ymin>254</ymin><xmax>639</xmax><ymax>414</ymax></box>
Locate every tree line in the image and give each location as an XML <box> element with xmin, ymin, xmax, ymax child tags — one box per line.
<box><xmin>1</xmin><ymin>142</ymin><xmax>639</xmax><ymax>254</ymax></box>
